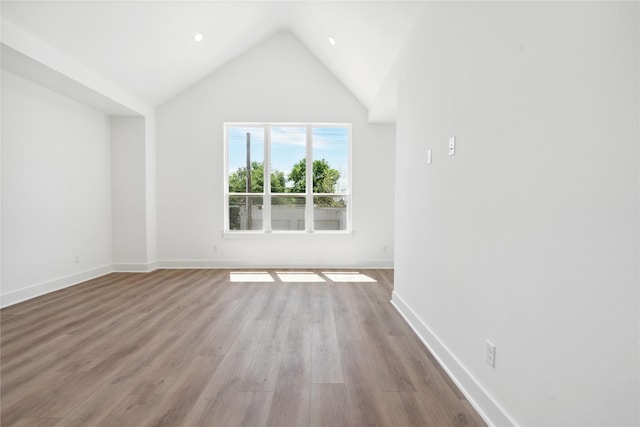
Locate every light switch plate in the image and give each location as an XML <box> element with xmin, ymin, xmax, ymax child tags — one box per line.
<box><xmin>486</xmin><ymin>340</ymin><xmax>496</xmax><ymax>367</ymax></box>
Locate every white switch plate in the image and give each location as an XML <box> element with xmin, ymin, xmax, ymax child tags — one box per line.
<box><xmin>486</xmin><ymin>340</ymin><xmax>496</xmax><ymax>368</ymax></box>
<box><xmin>448</xmin><ymin>137</ymin><xmax>456</xmax><ymax>156</ymax></box>
<box><xmin>427</xmin><ymin>149</ymin><xmax>432</xmax><ymax>164</ymax></box>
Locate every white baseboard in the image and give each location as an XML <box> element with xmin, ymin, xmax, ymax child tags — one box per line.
<box><xmin>112</xmin><ymin>262</ymin><xmax>158</xmax><ymax>273</ymax></box>
<box><xmin>156</xmin><ymin>259</ymin><xmax>394</xmax><ymax>269</ymax></box>
<box><xmin>391</xmin><ymin>291</ymin><xmax>517</xmax><ymax>427</ymax></box>
<box><xmin>1</xmin><ymin>265</ymin><xmax>114</xmax><ymax>308</ymax></box>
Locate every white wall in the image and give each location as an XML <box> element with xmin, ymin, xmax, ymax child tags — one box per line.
<box><xmin>110</xmin><ymin>115</ymin><xmax>157</xmax><ymax>272</ymax></box>
<box><xmin>1</xmin><ymin>18</ymin><xmax>152</xmax><ymax>116</ymax></box>
<box><xmin>111</xmin><ymin>116</ymin><xmax>148</xmax><ymax>269</ymax></box>
<box><xmin>393</xmin><ymin>2</ymin><xmax>639</xmax><ymax>426</ymax></box>
<box><xmin>156</xmin><ymin>32</ymin><xmax>395</xmax><ymax>268</ymax></box>
<box><xmin>145</xmin><ymin>114</ymin><xmax>157</xmax><ymax>265</ymax></box>
<box><xmin>1</xmin><ymin>70</ymin><xmax>113</xmax><ymax>306</ymax></box>
<box><xmin>1</xmin><ymin>14</ymin><xmax>157</xmax><ymax>296</ymax></box>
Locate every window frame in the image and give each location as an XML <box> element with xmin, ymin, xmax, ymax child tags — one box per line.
<box><xmin>223</xmin><ymin>122</ymin><xmax>352</xmax><ymax>235</ymax></box>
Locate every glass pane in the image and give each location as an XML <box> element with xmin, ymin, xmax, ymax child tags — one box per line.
<box><xmin>271</xmin><ymin>196</ymin><xmax>305</xmax><ymax>231</ymax></box>
<box><xmin>228</xmin><ymin>196</ymin><xmax>264</xmax><ymax>230</ymax></box>
<box><xmin>271</xmin><ymin>127</ymin><xmax>306</xmax><ymax>193</ymax></box>
<box><xmin>314</xmin><ymin>196</ymin><xmax>347</xmax><ymax>231</ymax></box>
<box><xmin>312</xmin><ymin>127</ymin><xmax>348</xmax><ymax>193</ymax></box>
<box><xmin>228</xmin><ymin>126</ymin><xmax>265</xmax><ymax>193</ymax></box>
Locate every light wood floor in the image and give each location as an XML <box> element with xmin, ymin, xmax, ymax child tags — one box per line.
<box><xmin>1</xmin><ymin>269</ymin><xmax>485</xmax><ymax>426</ymax></box>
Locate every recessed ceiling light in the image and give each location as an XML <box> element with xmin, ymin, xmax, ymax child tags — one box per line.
<box><xmin>328</xmin><ymin>35</ymin><xmax>336</xmax><ymax>46</ymax></box>
<box><xmin>194</xmin><ymin>33</ymin><xmax>204</xmax><ymax>42</ymax></box>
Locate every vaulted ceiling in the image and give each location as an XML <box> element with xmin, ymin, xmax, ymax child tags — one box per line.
<box><xmin>1</xmin><ymin>1</ymin><xmax>424</xmax><ymax>121</ymax></box>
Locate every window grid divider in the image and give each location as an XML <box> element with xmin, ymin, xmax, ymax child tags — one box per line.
<box><xmin>264</xmin><ymin>124</ymin><xmax>272</xmax><ymax>233</ymax></box>
<box><xmin>305</xmin><ymin>125</ymin><xmax>313</xmax><ymax>233</ymax></box>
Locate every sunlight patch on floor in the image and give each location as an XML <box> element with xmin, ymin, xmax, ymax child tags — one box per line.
<box><xmin>229</xmin><ymin>271</ymin><xmax>378</xmax><ymax>283</ymax></box>
<box><xmin>230</xmin><ymin>272</ymin><xmax>275</xmax><ymax>282</ymax></box>
<box><xmin>276</xmin><ymin>272</ymin><xmax>326</xmax><ymax>282</ymax></box>
<box><xmin>323</xmin><ymin>272</ymin><xmax>377</xmax><ymax>283</ymax></box>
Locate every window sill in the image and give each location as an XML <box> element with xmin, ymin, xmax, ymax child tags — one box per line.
<box><xmin>221</xmin><ymin>230</ymin><xmax>355</xmax><ymax>240</ymax></box>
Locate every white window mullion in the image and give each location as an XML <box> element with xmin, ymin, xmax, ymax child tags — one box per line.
<box><xmin>264</xmin><ymin>124</ymin><xmax>272</xmax><ymax>232</ymax></box>
<box><xmin>347</xmin><ymin>124</ymin><xmax>353</xmax><ymax>232</ymax></box>
<box><xmin>305</xmin><ymin>125</ymin><xmax>313</xmax><ymax>232</ymax></box>
<box><xmin>223</xmin><ymin>124</ymin><xmax>230</xmax><ymax>231</ymax></box>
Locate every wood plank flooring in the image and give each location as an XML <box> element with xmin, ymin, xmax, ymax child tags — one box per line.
<box><xmin>1</xmin><ymin>269</ymin><xmax>486</xmax><ymax>426</ymax></box>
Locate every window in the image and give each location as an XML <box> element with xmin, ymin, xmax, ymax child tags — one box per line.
<box><xmin>225</xmin><ymin>123</ymin><xmax>351</xmax><ymax>233</ymax></box>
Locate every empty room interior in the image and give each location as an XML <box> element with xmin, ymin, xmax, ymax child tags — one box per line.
<box><xmin>1</xmin><ymin>1</ymin><xmax>639</xmax><ymax>426</ymax></box>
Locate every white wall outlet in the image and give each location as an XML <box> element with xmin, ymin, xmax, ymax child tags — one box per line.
<box><xmin>427</xmin><ymin>149</ymin><xmax>432</xmax><ymax>164</ymax></box>
<box><xmin>448</xmin><ymin>137</ymin><xmax>456</xmax><ymax>156</ymax></box>
<box><xmin>486</xmin><ymin>340</ymin><xmax>496</xmax><ymax>367</ymax></box>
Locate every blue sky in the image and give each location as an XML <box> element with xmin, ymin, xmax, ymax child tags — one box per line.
<box><xmin>228</xmin><ymin>125</ymin><xmax>349</xmax><ymax>192</ymax></box>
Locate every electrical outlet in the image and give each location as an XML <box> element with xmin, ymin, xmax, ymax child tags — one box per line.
<box><xmin>486</xmin><ymin>340</ymin><xmax>496</xmax><ymax>368</ymax></box>
<box><xmin>448</xmin><ymin>137</ymin><xmax>456</xmax><ymax>156</ymax></box>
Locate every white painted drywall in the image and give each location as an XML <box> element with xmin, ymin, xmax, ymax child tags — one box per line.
<box><xmin>111</xmin><ymin>116</ymin><xmax>148</xmax><ymax>268</ymax></box>
<box><xmin>1</xmin><ymin>70</ymin><xmax>113</xmax><ymax>306</ymax></box>
<box><xmin>145</xmin><ymin>114</ymin><xmax>157</xmax><ymax>266</ymax></box>
<box><xmin>2</xmin><ymin>14</ymin><xmax>158</xmax><ymax>277</ymax></box>
<box><xmin>1</xmin><ymin>17</ymin><xmax>152</xmax><ymax>117</ymax></box>
<box><xmin>394</xmin><ymin>2</ymin><xmax>639</xmax><ymax>426</ymax></box>
<box><xmin>156</xmin><ymin>32</ymin><xmax>395</xmax><ymax>267</ymax></box>
<box><xmin>111</xmin><ymin>114</ymin><xmax>157</xmax><ymax>272</ymax></box>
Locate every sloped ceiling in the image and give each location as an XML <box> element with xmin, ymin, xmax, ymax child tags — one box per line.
<box><xmin>1</xmin><ymin>1</ymin><xmax>423</xmax><ymax>121</ymax></box>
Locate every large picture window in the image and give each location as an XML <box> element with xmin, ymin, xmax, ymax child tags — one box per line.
<box><xmin>225</xmin><ymin>123</ymin><xmax>351</xmax><ymax>233</ymax></box>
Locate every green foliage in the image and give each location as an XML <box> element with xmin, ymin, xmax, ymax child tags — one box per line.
<box><xmin>271</xmin><ymin>170</ymin><xmax>286</xmax><ymax>193</ymax></box>
<box><xmin>228</xmin><ymin>161</ymin><xmax>286</xmax><ymax>193</ymax></box>
<box><xmin>287</xmin><ymin>158</ymin><xmax>340</xmax><ymax>194</ymax></box>
<box><xmin>228</xmin><ymin>158</ymin><xmax>342</xmax><ymax>207</ymax></box>
<box><xmin>314</xmin><ymin>195</ymin><xmax>346</xmax><ymax>208</ymax></box>
<box><xmin>288</xmin><ymin>160</ymin><xmax>306</xmax><ymax>193</ymax></box>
